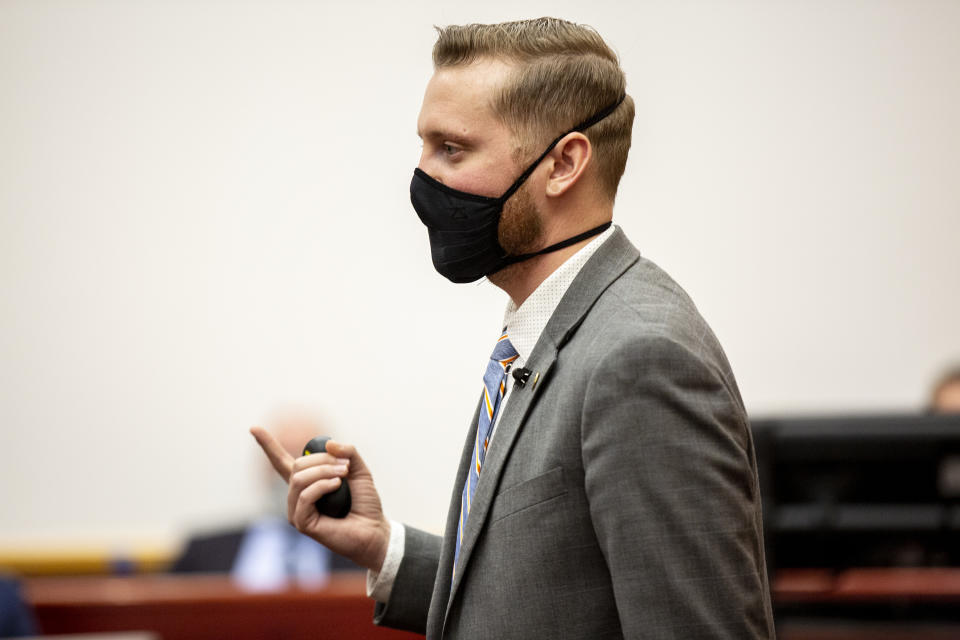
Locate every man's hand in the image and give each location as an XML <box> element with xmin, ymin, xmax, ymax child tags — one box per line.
<box><xmin>249</xmin><ymin>426</ymin><xmax>391</xmax><ymax>572</ymax></box>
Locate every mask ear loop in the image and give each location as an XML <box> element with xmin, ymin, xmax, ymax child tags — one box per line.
<box><xmin>499</xmin><ymin>220</ymin><xmax>613</xmax><ymax>268</ymax></box>
<box><xmin>496</xmin><ymin>93</ymin><xmax>627</xmax><ymax>204</ymax></box>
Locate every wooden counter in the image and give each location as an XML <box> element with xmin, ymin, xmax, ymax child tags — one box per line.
<box><xmin>24</xmin><ymin>569</ymin><xmax>960</xmax><ymax>640</ymax></box>
<box><xmin>25</xmin><ymin>573</ymin><xmax>418</xmax><ymax>640</ymax></box>
<box><xmin>774</xmin><ymin>567</ymin><xmax>960</xmax><ymax>603</ymax></box>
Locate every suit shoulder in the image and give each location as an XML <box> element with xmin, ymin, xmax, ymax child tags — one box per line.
<box><xmin>578</xmin><ymin>255</ymin><xmax>743</xmax><ymax>405</ymax></box>
<box><xmin>596</xmin><ymin>256</ymin><xmax>717</xmax><ymax>349</ymax></box>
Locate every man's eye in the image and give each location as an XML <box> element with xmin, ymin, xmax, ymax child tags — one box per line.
<box><xmin>443</xmin><ymin>143</ymin><xmax>460</xmax><ymax>156</ymax></box>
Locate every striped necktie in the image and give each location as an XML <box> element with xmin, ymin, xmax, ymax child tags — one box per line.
<box><xmin>453</xmin><ymin>329</ymin><xmax>519</xmax><ymax>578</ymax></box>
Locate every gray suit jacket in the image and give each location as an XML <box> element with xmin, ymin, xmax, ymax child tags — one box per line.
<box><xmin>375</xmin><ymin>228</ymin><xmax>775</xmax><ymax>639</ymax></box>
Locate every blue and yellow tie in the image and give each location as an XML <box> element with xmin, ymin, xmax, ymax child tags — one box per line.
<box><xmin>453</xmin><ymin>330</ymin><xmax>519</xmax><ymax>579</ymax></box>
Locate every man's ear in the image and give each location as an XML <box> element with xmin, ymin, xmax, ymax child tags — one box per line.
<box><xmin>545</xmin><ymin>132</ymin><xmax>592</xmax><ymax>198</ymax></box>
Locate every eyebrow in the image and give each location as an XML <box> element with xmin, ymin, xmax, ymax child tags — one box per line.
<box><xmin>416</xmin><ymin>127</ymin><xmax>475</xmax><ymax>145</ymax></box>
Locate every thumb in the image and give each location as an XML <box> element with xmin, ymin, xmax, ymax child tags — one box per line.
<box><xmin>324</xmin><ymin>440</ymin><xmax>368</xmax><ymax>475</ymax></box>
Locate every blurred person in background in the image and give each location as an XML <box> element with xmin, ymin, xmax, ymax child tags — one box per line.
<box><xmin>0</xmin><ymin>576</ymin><xmax>36</xmax><ymax>638</ymax></box>
<box><xmin>930</xmin><ymin>365</ymin><xmax>960</xmax><ymax>413</ymax></box>
<box><xmin>173</xmin><ymin>411</ymin><xmax>359</xmax><ymax>590</ymax></box>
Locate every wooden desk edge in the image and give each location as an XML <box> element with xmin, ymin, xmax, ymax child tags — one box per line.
<box><xmin>774</xmin><ymin>567</ymin><xmax>960</xmax><ymax>603</ymax></box>
<box><xmin>24</xmin><ymin>572</ymin><xmax>370</xmax><ymax>606</ymax></box>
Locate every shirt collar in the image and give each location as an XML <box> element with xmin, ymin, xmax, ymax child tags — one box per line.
<box><xmin>502</xmin><ymin>225</ymin><xmax>616</xmax><ymax>363</ymax></box>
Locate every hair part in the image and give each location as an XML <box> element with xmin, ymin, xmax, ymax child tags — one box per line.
<box><xmin>432</xmin><ymin>17</ymin><xmax>635</xmax><ymax>201</ymax></box>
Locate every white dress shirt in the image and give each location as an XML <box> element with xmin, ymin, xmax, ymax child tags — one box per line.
<box><xmin>367</xmin><ymin>226</ymin><xmax>616</xmax><ymax>602</ymax></box>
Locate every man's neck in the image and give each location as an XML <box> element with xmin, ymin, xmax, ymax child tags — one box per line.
<box><xmin>489</xmin><ymin>235</ymin><xmax>599</xmax><ymax>306</ymax></box>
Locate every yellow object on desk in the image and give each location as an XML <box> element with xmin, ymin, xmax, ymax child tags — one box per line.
<box><xmin>0</xmin><ymin>543</ymin><xmax>174</xmax><ymax>576</ymax></box>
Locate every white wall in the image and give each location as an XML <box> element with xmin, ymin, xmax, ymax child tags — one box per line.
<box><xmin>2</xmin><ymin>0</ymin><xmax>958</xmax><ymax>545</ymax></box>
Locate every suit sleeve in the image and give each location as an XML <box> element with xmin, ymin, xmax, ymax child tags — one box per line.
<box><xmin>581</xmin><ymin>334</ymin><xmax>773</xmax><ymax>639</ymax></box>
<box><xmin>372</xmin><ymin>525</ymin><xmax>442</xmax><ymax>634</ymax></box>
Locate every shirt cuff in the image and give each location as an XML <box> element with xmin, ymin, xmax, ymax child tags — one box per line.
<box><xmin>365</xmin><ymin>519</ymin><xmax>405</xmax><ymax>603</ymax></box>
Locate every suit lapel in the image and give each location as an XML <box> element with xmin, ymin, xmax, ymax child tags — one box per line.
<box><xmin>444</xmin><ymin>349</ymin><xmax>558</xmax><ymax>613</ymax></box>
<box><xmin>435</xmin><ymin>227</ymin><xmax>641</xmax><ymax>637</ymax></box>
<box><xmin>539</xmin><ymin>228</ymin><xmax>640</xmax><ymax>350</ymax></box>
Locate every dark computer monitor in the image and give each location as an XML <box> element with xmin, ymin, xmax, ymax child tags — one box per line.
<box><xmin>751</xmin><ymin>413</ymin><xmax>960</xmax><ymax>570</ymax></box>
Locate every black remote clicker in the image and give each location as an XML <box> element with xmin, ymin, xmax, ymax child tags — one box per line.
<box><xmin>302</xmin><ymin>436</ymin><xmax>352</xmax><ymax>518</ymax></box>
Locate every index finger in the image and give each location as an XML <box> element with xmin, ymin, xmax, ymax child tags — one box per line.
<box><xmin>250</xmin><ymin>425</ymin><xmax>294</xmax><ymax>482</ymax></box>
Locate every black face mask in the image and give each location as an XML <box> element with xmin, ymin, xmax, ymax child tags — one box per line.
<box><xmin>410</xmin><ymin>95</ymin><xmax>625</xmax><ymax>283</ymax></box>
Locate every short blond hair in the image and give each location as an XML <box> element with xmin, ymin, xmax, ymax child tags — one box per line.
<box><xmin>433</xmin><ymin>17</ymin><xmax>635</xmax><ymax>201</ymax></box>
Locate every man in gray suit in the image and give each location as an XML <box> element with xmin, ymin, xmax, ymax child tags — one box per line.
<box><xmin>253</xmin><ymin>17</ymin><xmax>775</xmax><ymax>639</ymax></box>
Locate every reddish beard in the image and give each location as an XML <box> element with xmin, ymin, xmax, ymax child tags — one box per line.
<box><xmin>497</xmin><ymin>182</ymin><xmax>543</xmax><ymax>256</ymax></box>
